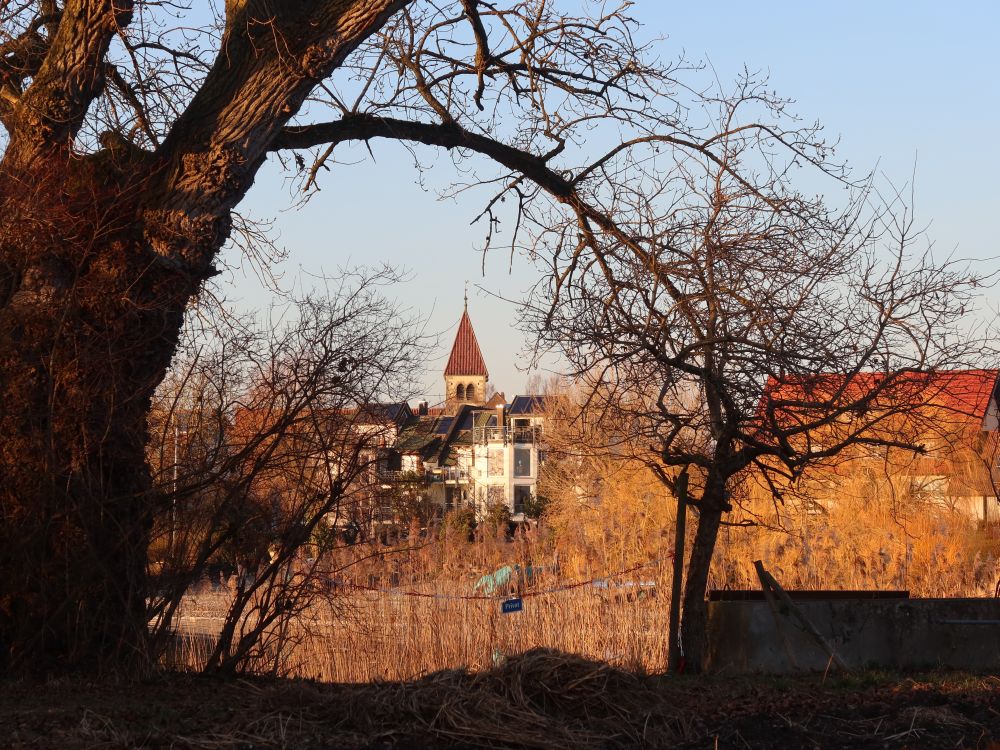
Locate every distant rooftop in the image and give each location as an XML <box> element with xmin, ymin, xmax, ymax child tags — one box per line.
<box><xmin>509</xmin><ymin>395</ymin><xmax>546</xmax><ymax>415</ymax></box>
<box><xmin>355</xmin><ymin>402</ymin><xmax>412</xmax><ymax>425</ymax></box>
<box><xmin>444</xmin><ymin>308</ymin><xmax>489</xmax><ymax>378</ymax></box>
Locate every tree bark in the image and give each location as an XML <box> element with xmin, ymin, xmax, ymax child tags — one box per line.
<box><xmin>0</xmin><ymin>158</ymin><xmax>185</xmax><ymax>673</ymax></box>
<box><xmin>667</xmin><ymin>472</ymin><xmax>687</xmax><ymax>673</ymax></box>
<box><xmin>678</xmin><ymin>488</ymin><xmax>724</xmax><ymax>673</ymax></box>
<box><xmin>0</xmin><ymin>0</ymin><xmax>407</xmax><ymax>676</ymax></box>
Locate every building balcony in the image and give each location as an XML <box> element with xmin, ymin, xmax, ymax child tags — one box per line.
<box><xmin>376</xmin><ymin>467</ymin><xmax>471</xmax><ymax>484</ymax></box>
<box><xmin>473</xmin><ymin>426</ymin><xmax>542</xmax><ymax>444</ymax></box>
<box><xmin>375</xmin><ymin>468</ymin><xmax>430</xmax><ymax>484</ymax></box>
<box><xmin>433</xmin><ymin>466</ymin><xmax>471</xmax><ymax>483</ymax></box>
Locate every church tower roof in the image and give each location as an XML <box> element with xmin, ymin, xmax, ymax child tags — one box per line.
<box><xmin>444</xmin><ymin>307</ymin><xmax>489</xmax><ymax>378</ymax></box>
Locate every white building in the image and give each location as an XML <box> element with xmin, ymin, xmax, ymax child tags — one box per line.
<box><xmin>372</xmin><ymin>303</ymin><xmax>547</xmax><ymax>521</ymax></box>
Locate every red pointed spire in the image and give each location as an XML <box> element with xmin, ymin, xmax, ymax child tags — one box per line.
<box><xmin>444</xmin><ymin>307</ymin><xmax>489</xmax><ymax>378</ymax></box>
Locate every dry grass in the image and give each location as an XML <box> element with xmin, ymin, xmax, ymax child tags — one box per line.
<box><xmin>165</xmin><ymin>455</ymin><xmax>1000</xmax><ymax>683</ymax></box>
<box><xmin>171</xmin><ymin>568</ymin><xmax>671</xmax><ymax>682</ymax></box>
<box><xmin>6</xmin><ymin>652</ymin><xmax>1000</xmax><ymax>748</ymax></box>
<box><xmin>168</xmin><ymin>485</ymin><xmax>1000</xmax><ymax>682</ymax></box>
<box><xmin>714</xmin><ymin>470</ymin><xmax>1000</xmax><ymax>598</ymax></box>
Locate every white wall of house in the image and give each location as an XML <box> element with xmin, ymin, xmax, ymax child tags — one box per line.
<box><xmin>467</xmin><ymin>416</ymin><xmax>543</xmax><ymax>520</ymax></box>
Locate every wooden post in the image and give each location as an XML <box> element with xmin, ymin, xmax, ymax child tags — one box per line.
<box><xmin>667</xmin><ymin>469</ymin><xmax>688</xmax><ymax>673</ymax></box>
<box><xmin>754</xmin><ymin>560</ymin><xmax>848</xmax><ymax>672</ymax></box>
<box><xmin>754</xmin><ymin>560</ymin><xmax>800</xmax><ymax>671</ymax></box>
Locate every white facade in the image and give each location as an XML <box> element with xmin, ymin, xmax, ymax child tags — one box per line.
<box><xmin>468</xmin><ymin>408</ymin><xmax>544</xmax><ymax>520</ymax></box>
<box><xmin>375</xmin><ymin>305</ymin><xmax>549</xmax><ymax>522</ymax></box>
<box><xmin>381</xmin><ymin>398</ymin><xmax>547</xmax><ymax>522</ymax></box>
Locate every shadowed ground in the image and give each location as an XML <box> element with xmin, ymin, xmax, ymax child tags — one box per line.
<box><xmin>3</xmin><ymin>649</ymin><xmax>999</xmax><ymax>748</ymax></box>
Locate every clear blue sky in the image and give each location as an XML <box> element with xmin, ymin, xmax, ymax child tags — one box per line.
<box><xmin>223</xmin><ymin>1</ymin><xmax>1000</xmax><ymax>404</ymax></box>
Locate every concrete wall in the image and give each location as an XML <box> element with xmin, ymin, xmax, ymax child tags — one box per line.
<box><xmin>707</xmin><ymin>598</ymin><xmax>1000</xmax><ymax>673</ymax></box>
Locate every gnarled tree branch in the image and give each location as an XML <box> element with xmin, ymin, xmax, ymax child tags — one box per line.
<box><xmin>3</xmin><ymin>0</ymin><xmax>132</xmax><ymax>166</ymax></box>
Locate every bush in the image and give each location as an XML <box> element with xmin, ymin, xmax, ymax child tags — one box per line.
<box><xmin>521</xmin><ymin>493</ymin><xmax>551</xmax><ymax>520</ymax></box>
<box><xmin>483</xmin><ymin>502</ymin><xmax>512</xmax><ymax>539</ymax></box>
<box><xmin>444</xmin><ymin>505</ymin><xmax>477</xmax><ymax>542</ymax></box>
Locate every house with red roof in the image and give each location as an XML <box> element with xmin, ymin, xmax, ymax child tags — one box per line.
<box><xmin>761</xmin><ymin>369</ymin><xmax>1000</xmax><ymax>522</ymax></box>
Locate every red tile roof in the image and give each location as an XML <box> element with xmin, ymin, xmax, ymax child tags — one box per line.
<box><xmin>444</xmin><ymin>309</ymin><xmax>489</xmax><ymax>378</ymax></box>
<box><xmin>762</xmin><ymin>369</ymin><xmax>1000</xmax><ymax>429</ymax></box>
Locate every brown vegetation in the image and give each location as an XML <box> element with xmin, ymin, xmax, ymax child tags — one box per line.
<box><xmin>5</xmin><ymin>652</ymin><xmax>1000</xmax><ymax>748</ymax></box>
<box><xmin>144</xmin><ymin>277</ymin><xmax>425</xmax><ymax>674</ymax></box>
<box><xmin>159</xmin><ymin>460</ymin><xmax>997</xmax><ymax>684</ymax></box>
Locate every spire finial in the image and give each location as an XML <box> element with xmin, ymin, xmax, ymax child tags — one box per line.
<box><xmin>464</xmin><ymin>281</ymin><xmax>468</xmax><ymax>311</ymax></box>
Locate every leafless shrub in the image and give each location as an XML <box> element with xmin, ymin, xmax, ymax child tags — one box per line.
<box><xmin>146</xmin><ymin>269</ymin><xmax>427</xmax><ymax>674</ymax></box>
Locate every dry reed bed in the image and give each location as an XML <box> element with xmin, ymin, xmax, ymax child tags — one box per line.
<box><xmin>173</xmin><ymin>574</ymin><xmax>671</xmax><ymax>682</ymax></box>
<box><xmin>170</xmin><ymin>491</ymin><xmax>1000</xmax><ymax>682</ymax></box>
<box><xmin>172</xmin><ymin>522</ymin><xmax>1000</xmax><ymax>682</ymax></box>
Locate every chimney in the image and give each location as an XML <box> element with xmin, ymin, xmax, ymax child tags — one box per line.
<box><xmin>417</xmin><ymin>400</ymin><xmax>428</xmax><ymax>416</ymax></box>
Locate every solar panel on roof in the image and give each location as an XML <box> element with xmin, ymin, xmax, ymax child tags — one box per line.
<box><xmin>510</xmin><ymin>395</ymin><xmax>544</xmax><ymax>414</ymax></box>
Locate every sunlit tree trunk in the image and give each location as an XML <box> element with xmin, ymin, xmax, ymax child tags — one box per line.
<box><xmin>678</xmin><ymin>484</ymin><xmax>725</xmax><ymax>673</ymax></box>
<box><xmin>0</xmin><ymin>164</ymin><xmax>190</xmax><ymax>672</ymax></box>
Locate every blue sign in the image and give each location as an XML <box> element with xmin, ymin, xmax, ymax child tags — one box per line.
<box><xmin>501</xmin><ymin>597</ymin><xmax>523</xmax><ymax>614</ymax></box>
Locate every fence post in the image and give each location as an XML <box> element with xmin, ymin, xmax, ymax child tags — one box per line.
<box><xmin>668</xmin><ymin>468</ymin><xmax>688</xmax><ymax>672</ymax></box>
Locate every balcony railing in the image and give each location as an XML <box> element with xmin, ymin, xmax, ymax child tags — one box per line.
<box><xmin>472</xmin><ymin>426</ymin><xmax>542</xmax><ymax>444</ymax></box>
<box><xmin>375</xmin><ymin>469</ymin><xmax>427</xmax><ymax>484</ymax></box>
<box><xmin>433</xmin><ymin>466</ymin><xmax>470</xmax><ymax>482</ymax></box>
<box><xmin>375</xmin><ymin>467</ymin><xmax>470</xmax><ymax>483</ymax></box>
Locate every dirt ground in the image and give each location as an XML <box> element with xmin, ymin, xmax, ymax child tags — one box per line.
<box><xmin>3</xmin><ymin>650</ymin><xmax>1000</xmax><ymax>749</ymax></box>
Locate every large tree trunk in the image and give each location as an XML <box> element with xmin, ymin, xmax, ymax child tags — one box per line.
<box><xmin>678</xmin><ymin>487</ymin><xmax>725</xmax><ymax>673</ymax></box>
<box><xmin>0</xmin><ymin>0</ymin><xmax>404</xmax><ymax>675</ymax></box>
<box><xmin>0</xmin><ymin>162</ymin><xmax>191</xmax><ymax>673</ymax></box>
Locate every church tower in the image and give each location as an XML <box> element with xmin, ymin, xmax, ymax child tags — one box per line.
<box><xmin>444</xmin><ymin>299</ymin><xmax>489</xmax><ymax>410</ymax></box>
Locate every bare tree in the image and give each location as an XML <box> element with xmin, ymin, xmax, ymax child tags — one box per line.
<box><xmin>0</xmin><ymin>0</ymin><xmax>677</xmax><ymax>674</ymax></box>
<box><xmin>145</xmin><ymin>269</ymin><xmax>425</xmax><ymax>674</ymax></box>
<box><xmin>522</xmin><ymin>85</ymin><xmax>996</xmax><ymax>670</ymax></box>
<box><xmin>0</xmin><ymin>0</ymin><xmax>979</xmax><ymax>675</ymax></box>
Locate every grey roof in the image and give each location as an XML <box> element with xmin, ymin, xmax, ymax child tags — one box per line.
<box><xmin>395</xmin><ymin>415</ymin><xmax>444</xmax><ymax>458</ymax></box>
<box><xmin>356</xmin><ymin>402</ymin><xmax>412</xmax><ymax>425</ymax></box>
<box><xmin>509</xmin><ymin>395</ymin><xmax>546</xmax><ymax>415</ymax></box>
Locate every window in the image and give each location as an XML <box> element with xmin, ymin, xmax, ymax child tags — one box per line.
<box><xmin>514</xmin><ymin>485</ymin><xmax>532</xmax><ymax>513</ymax></box>
<box><xmin>487</xmin><ymin>485</ymin><xmax>506</xmax><ymax>507</ymax></box>
<box><xmin>513</xmin><ymin>447</ymin><xmax>531</xmax><ymax>477</ymax></box>
<box><xmin>378</xmin><ymin>491</ymin><xmax>393</xmax><ymax>518</ymax></box>
<box><xmin>488</xmin><ymin>449</ymin><xmax>505</xmax><ymax>476</ymax></box>
<box><xmin>466</xmin><ymin>383</ymin><xmax>475</xmax><ymax>401</ymax></box>
<box><xmin>456</xmin><ymin>383</ymin><xmax>465</xmax><ymax>400</ymax></box>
